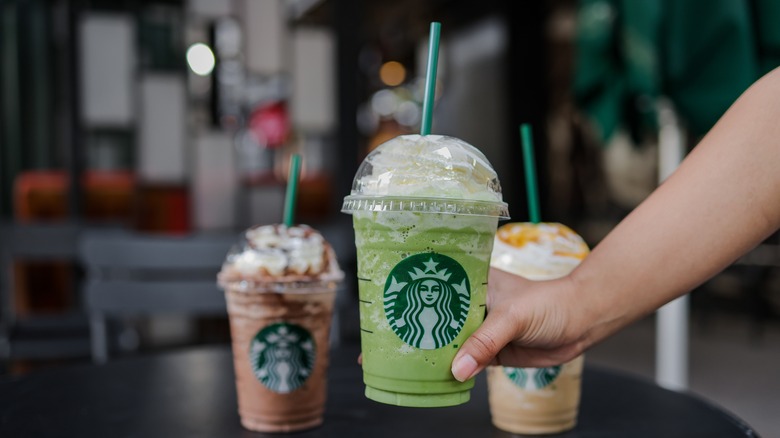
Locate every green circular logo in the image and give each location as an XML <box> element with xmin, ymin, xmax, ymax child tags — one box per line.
<box><xmin>504</xmin><ymin>366</ymin><xmax>562</xmax><ymax>390</ymax></box>
<box><xmin>384</xmin><ymin>253</ymin><xmax>470</xmax><ymax>350</ymax></box>
<box><xmin>249</xmin><ymin>322</ymin><xmax>316</xmax><ymax>393</ymax></box>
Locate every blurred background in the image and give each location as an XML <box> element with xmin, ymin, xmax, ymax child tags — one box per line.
<box><xmin>1</xmin><ymin>0</ymin><xmax>779</xmax><ymax>434</ymax></box>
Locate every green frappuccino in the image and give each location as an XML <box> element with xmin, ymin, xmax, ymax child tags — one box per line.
<box><xmin>342</xmin><ymin>134</ymin><xmax>509</xmax><ymax>407</ymax></box>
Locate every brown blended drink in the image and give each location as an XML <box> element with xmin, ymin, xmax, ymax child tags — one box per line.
<box><xmin>217</xmin><ymin>224</ymin><xmax>344</xmax><ymax>433</ymax></box>
<box><xmin>487</xmin><ymin>222</ymin><xmax>589</xmax><ymax>435</ymax></box>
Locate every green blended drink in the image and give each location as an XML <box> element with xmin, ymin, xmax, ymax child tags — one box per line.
<box><xmin>342</xmin><ymin>134</ymin><xmax>509</xmax><ymax>407</ymax></box>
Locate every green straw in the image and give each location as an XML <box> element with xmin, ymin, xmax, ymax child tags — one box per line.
<box><xmin>420</xmin><ymin>22</ymin><xmax>441</xmax><ymax>135</ymax></box>
<box><xmin>520</xmin><ymin>124</ymin><xmax>541</xmax><ymax>223</ymax></box>
<box><xmin>283</xmin><ymin>154</ymin><xmax>302</xmax><ymax>227</ymax></box>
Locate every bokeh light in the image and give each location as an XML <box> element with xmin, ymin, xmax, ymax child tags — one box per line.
<box><xmin>379</xmin><ymin>61</ymin><xmax>406</xmax><ymax>86</ymax></box>
<box><xmin>186</xmin><ymin>43</ymin><xmax>216</xmax><ymax>76</ymax></box>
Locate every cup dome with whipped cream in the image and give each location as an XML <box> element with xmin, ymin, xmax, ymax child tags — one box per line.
<box><xmin>341</xmin><ymin>134</ymin><xmax>509</xmax><ymax>219</ymax></box>
<box><xmin>491</xmin><ymin>222</ymin><xmax>589</xmax><ymax>280</ymax></box>
<box><xmin>218</xmin><ymin>224</ymin><xmax>344</xmax><ymax>292</ymax></box>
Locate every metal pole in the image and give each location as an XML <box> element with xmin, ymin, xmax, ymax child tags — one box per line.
<box><xmin>655</xmin><ymin>97</ymin><xmax>689</xmax><ymax>391</ymax></box>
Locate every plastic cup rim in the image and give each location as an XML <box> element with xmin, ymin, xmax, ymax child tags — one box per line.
<box><xmin>341</xmin><ymin>195</ymin><xmax>510</xmax><ymax>219</ymax></box>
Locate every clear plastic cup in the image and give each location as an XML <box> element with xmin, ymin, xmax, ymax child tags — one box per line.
<box><xmin>217</xmin><ymin>224</ymin><xmax>344</xmax><ymax>432</ymax></box>
<box><xmin>342</xmin><ymin>134</ymin><xmax>509</xmax><ymax>407</ymax></box>
<box><xmin>487</xmin><ymin>222</ymin><xmax>590</xmax><ymax>434</ymax></box>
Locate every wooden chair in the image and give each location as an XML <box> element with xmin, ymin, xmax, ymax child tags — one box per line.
<box><xmin>78</xmin><ymin>230</ymin><xmax>238</xmax><ymax>364</ymax></box>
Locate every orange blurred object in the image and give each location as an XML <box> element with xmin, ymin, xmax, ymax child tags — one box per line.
<box><xmin>133</xmin><ymin>183</ymin><xmax>190</xmax><ymax>234</ymax></box>
<box><xmin>13</xmin><ymin>170</ymin><xmax>190</xmax><ymax>233</ymax></box>
<box><xmin>13</xmin><ymin>170</ymin><xmax>136</xmax><ymax>223</ymax></box>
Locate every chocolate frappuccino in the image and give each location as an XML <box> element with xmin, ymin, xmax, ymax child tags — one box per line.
<box><xmin>218</xmin><ymin>224</ymin><xmax>343</xmax><ymax>433</ymax></box>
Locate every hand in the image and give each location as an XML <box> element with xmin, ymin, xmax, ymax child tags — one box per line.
<box><xmin>451</xmin><ymin>267</ymin><xmax>587</xmax><ymax>382</ymax></box>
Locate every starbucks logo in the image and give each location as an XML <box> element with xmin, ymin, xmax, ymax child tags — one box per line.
<box><xmin>504</xmin><ymin>366</ymin><xmax>562</xmax><ymax>390</ymax></box>
<box><xmin>384</xmin><ymin>253</ymin><xmax>470</xmax><ymax>350</ymax></box>
<box><xmin>249</xmin><ymin>322</ymin><xmax>316</xmax><ymax>393</ymax></box>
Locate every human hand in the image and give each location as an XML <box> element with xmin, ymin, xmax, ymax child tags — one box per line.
<box><xmin>451</xmin><ymin>267</ymin><xmax>587</xmax><ymax>382</ymax></box>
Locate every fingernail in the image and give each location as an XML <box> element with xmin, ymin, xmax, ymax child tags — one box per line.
<box><xmin>451</xmin><ymin>353</ymin><xmax>478</xmax><ymax>382</ymax></box>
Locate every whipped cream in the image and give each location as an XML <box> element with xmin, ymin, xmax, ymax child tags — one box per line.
<box><xmin>351</xmin><ymin>134</ymin><xmax>503</xmax><ymax>202</ymax></box>
<box><xmin>490</xmin><ymin>222</ymin><xmax>589</xmax><ymax>280</ymax></box>
<box><xmin>229</xmin><ymin>224</ymin><xmax>327</xmax><ymax>277</ymax></box>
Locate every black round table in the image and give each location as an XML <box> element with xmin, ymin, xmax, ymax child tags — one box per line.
<box><xmin>0</xmin><ymin>343</ymin><xmax>759</xmax><ymax>437</ymax></box>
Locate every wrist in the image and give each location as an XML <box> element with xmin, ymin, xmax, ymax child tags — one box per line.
<box><xmin>563</xmin><ymin>266</ymin><xmax>610</xmax><ymax>352</ymax></box>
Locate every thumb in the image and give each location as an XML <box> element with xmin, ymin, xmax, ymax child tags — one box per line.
<box><xmin>451</xmin><ymin>306</ymin><xmax>516</xmax><ymax>382</ymax></box>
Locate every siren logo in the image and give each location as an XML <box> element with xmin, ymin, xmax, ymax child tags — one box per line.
<box><xmin>249</xmin><ymin>322</ymin><xmax>316</xmax><ymax>393</ymax></box>
<box><xmin>384</xmin><ymin>253</ymin><xmax>470</xmax><ymax>349</ymax></box>
<box><xmin>504</xmin><ymin>366</ymin><xmax>562</xmax><ymax>390</ymax></box>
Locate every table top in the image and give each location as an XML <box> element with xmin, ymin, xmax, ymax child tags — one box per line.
<box><xmin>0</xmin><ymin>343</ymin><xmax>758</xmax><ymax>438</ymax></box>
